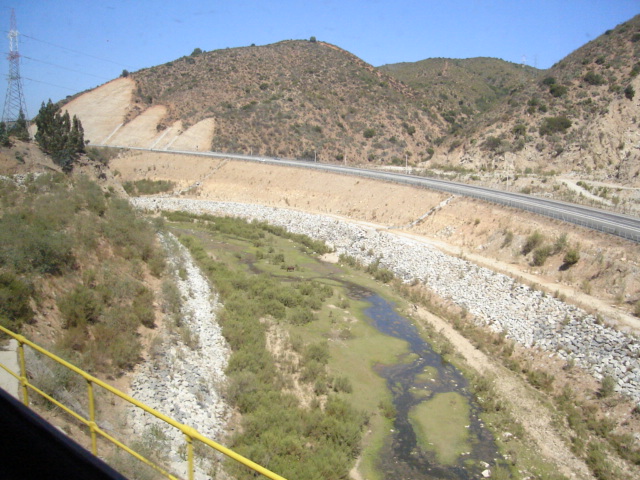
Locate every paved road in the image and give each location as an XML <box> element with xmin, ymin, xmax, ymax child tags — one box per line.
<box><xmin>95</xmin><ymin>145</ymin><xmax>640</xmax><ymax>243</ymax></box>
<box><xmin>0</xmin><ymin>339</ymin><xmax>19</xmax><ymax>398</ymax></box>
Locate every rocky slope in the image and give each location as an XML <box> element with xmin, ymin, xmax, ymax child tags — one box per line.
<box><xmin>127</xmin><ymin>232</ymin><xmax>230</xmax><ymax>478</ymax></box>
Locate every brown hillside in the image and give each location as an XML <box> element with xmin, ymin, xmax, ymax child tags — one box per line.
<box><xmin>129</xmin><ymin>39</ymin><xmax>443</xmax><ymax>163</ymax></box>
<box><xmin>436</xmin><ymin>15</ymin><xmax>640</xmax><ymax>187</ymax></box>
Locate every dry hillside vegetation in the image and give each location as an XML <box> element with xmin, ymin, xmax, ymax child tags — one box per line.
<box><xmin>379</xmin><ymin>57</ymin><xmax>540</xmax><ymax>131</ymax></box>
<box><xmin>129</xmin><ymin>40</ymin><xmax>442</xmax><ymax>163</ymax></box>
<box><xmin>435</xmin><ymin>15</ymin><xmax>640</xmax><ymax>186</ymax></box>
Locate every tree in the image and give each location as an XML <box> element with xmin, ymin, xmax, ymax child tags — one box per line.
<box><xmin>0</xmin><ymin>122</ymin><xmax>11</xmax><ymax>147</ymax></box>
<box><xmin>191</xmin><ymin>47</ymin><xmax>202</xmax><ymax>56</ymax></box>
<box><xmin>309</xmin><ymin>36</ymin><xmax>317</xmax><ymax>43</ymax></box>
<box><xmin>34</xmin><ymin>99</ymin><xmax>85</xmax><ymax>172</ymax></box>
<box><xmin>121</xmin><ymin>69</ymin><xmax>129</xmax><ymax>77</ymax></box>
<box><xmin>9</xmin><ymin>110</ymin><xmax>29</xmax><ymax>141</ymax></box>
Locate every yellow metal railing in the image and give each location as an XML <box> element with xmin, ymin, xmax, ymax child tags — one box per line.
<box><xmin>0</xmin><ymin>325</ymin><xmax>287</xmax><ymax>480</ymax></box>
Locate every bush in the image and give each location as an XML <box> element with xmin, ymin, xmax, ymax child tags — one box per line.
<box><xmin>563</xmin><ymin>248</ymin><xmax>581</xmax><ymax>266</ymax></box>
<box><xmin>501</xmin><ymin>230</ymin><xmax>514</xmax><ymax>248</ymax></box>
<box><xmin>288</xmin><ymin>307</ymin><xmax>317</xmax><ymax>325</ymax></box>
<box><xmin>598</xmin><ymin>375</ymin><xmax>616</xmax><ymax>398</ymax></box>
<box><xmin>522</xmin><ymin>231</ymin><xmax>544</xmax><ymax>255</ymax></box>
<box><xmin>539</xmin><ymin>116</ymin><xmax>572</xmax><ymax>136</ymax></box>
<box><xmin>549</xmin><ymin>84</ymin><xmax>568</xmax><ymax>97</ymax></box>
<box><xmin>133</xmin><ymin>286</ymin><xmax>155</xmax><ymax>328</ymax></box>
<box><xmin>0</xmin><ymin>272</ymin><xmax>34</xmax><ymax>330</ymax></box>
<box><xmin>363</xmin><ymin>128</ymin><xmax>376</xmax><ymax>139</ymax></box>
<box><xmin>526</xmin><ymin>369</ymin><xmax>555</xmax><ymax>391</ymax></box>
<box><xmin>122</xmin><ymin>179</ymin><xmax>176</xmax><ymax>196</ymax></box>
<box><xmin>483</xmin><ymin>136</ymin><xmax>502</xmax><ymax>152</ymax></box>
<box><xmin>584</xmin><ymin>71</ymin><xmax>606</xmax><ymax>86</ymax></box>
<box><xmin>0</xmin><ymin>213</ymin><xmax>75</xmax><ymax>275</ymax></box>
<box><xmin>552</xmin><ymin>233</ymin><xmax>568</xmax><ymax>254</ymax></box>
<box><xmin>512</xmin><ymin>124</ymin><xmax>526</xmax><ymax>138</ymax></box>
<box><xmin>58</xmin><ymin>284</ymin><xmax>101</xmax><ymax>328</ymax></box>
<box><xmin>624</xmin><ymin>85</ymin><xmax>635</xmax><ymax>100</ymax></box>
<box><xmin>532</xmin><ymin>245</ymin><xmax>552</xmax><ymax>266</ymax></box>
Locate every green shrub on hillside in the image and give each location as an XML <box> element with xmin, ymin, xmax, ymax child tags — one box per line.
<box><xmin>123</xmin><ymin>179</ymin><xmax>176</xmax><ymax>196</ymax></box>
<box><xmin>58</xmin><ymin>284</ymin><xmax>102</xmax><ymax>328</ymax></box>
<box><xmin>539</xmin><ymin>116</ymin><xmax>572</xmax><ymax>136</ymax></box>
<box><xmin>563</xmin><ymin>248</ymin><xmax>581</xmax><ymax>266</ymax></box>
<box><xmin>624</xmin><ymin>85</ymin><xmax>635</xmax><ymax>100</ymax></box>
<box><xmin>0</xmin><ymin>212</ymin><xmax>75</xmax><ymax>275</ymax></box>
<box><xmin>532</xmin><ymin>245</ymin><xmax>553</xmax><ymax>266</ymax></box>
<box><xmin>584</xmin><ymin>71</ymin><xmax>606</xmax><ymax>86</ymax></box>
<box><xmin>363</xmin><ymin>128</ymin><xmax>376</xmax><ymax>139</ymax></box>
<box><xmin>0</xmin><ymin>272</ymin><xmax>34</xmax><ymax>330</ymax></box>
<box><xmin>0</xmin><ymin>173</ymin><xmax>164</xmax><ymax>377</ymax></box>
<box><xmin>482</xmin><ymin>136</ymin><xmax>502</xmax><ymax>152</ymax></box>
<box><xmin>549</xmin><ymin>84</ymin><xmax>568</xmax><ymax>97</ymax></box>
<box><xmin>522</xmin><ymin>231</ymin><xmax>544</xmax><ymax>255</ymax></box>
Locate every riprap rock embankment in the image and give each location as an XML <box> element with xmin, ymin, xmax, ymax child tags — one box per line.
<box><xmin>132</xmin><ymin>198</ymin><xmax>640</xmax><ymax>405</ymax></box>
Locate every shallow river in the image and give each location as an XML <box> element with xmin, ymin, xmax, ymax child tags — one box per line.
<box><xmin>352</xmin><ymin>287</ymin><xmax>502</xmax><ymax>479</ymax></box>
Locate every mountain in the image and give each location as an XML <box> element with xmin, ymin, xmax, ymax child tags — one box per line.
<box><xmin>62</xmin><ymin>15</ymin><xmax>640</xmax><ymax>187</ymax></box>
<box><xmin>379</xmin><ymin>57</ymin><xmax>540</xmax><ymax>132</ymax></box>
<box><xmin>428</xmin><ymin>14</ymin><xmax>640</xmax><ymax>185</ymax></box>
<box><xmin>126</xmin><ymin>39</ymin><xmax>443</xmax><ymax>164</ymax></box>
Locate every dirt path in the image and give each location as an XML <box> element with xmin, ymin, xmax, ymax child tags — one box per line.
<box><xmin>412</xmin><ymin>306</ymin><xmax>594</xmax><ymax>480</ymax></box>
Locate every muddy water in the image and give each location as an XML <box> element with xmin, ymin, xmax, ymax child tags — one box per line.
<box><xmin>349</xmin><ymin>286</ymin><xmax>501</xmax><ymax>480</ymax></box>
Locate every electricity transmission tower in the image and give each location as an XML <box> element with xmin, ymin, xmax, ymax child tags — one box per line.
<box><xmin>2</xmin><ymin>8</ymin><xmax>28</xmax><ymax>125</ymax></box>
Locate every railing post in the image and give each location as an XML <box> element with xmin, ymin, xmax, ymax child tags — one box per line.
<box><xmin>17</xmin><ymin>336</ymin><xmax>28</xmax><ymax>406</ymax></box>
<box><xmin>87</xmin><ymin>380</ymin><xmax>98</xmax><ymax>455</ymax></box>
<box><xmin>185</xmin><ymin>432</ymin><xmax>194</xmax><ymax>480</ymax></box>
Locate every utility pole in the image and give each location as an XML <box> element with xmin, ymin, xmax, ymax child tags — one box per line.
<box><xmin>2</xmin><ymin>9</ymin><xmax>28</xmax><ymax>125</ymax></box>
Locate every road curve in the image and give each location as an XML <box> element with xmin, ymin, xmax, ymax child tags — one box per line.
<box><xmin>96</xmin><ymin>145</ymin><xmax>640</xmax><ymax>243</ymax></box>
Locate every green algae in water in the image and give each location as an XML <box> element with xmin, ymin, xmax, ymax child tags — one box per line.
<box><xmin>409</xmin><ymin>391</ymin><xmax>471</xmax><ymax>465</ymax></box>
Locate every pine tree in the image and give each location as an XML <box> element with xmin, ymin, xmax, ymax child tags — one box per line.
<box><xmin>9</xmin><ymin>110</ymin><xmax>29</xmax><ymax>141</ymax></box>
<box><xmin>0</xmin><ymin>122</ymin><xmax>11</xmax><ymax>147</ymax></box>
<box><xmin>34</xmin><ymin>99</ymin><xmax>85</xmax><ymax>172</ymax></box>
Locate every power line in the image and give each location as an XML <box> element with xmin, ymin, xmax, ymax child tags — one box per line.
<box><xmin>22</xmin><ymin>75</ymin><xmax>83</xmax><ymax>92</ymax></box>
<box><xmin>20</xmin><ymin>33</ymin><xmax>135</xmax><ymax>70</ymax></box>
<box><xmin>20</xmin><ymin>55</ymin><xmax>111</xmax><ymax>81</ymax></box>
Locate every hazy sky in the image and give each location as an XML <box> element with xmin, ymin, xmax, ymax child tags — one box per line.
<box><xmin>2</xmin><ymin>0</ymin><xmax>638</xmax><ymax>119</ymax></box>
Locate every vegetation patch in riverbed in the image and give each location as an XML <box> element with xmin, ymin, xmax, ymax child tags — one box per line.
<box><xmin>409</xmin><ymin>391</ymin><xmax>471</xmax><ymax>465</ymax></box>
<box><xmin>163</xmin><ymin>210</ymin><xmax>593</xmax><ymax>480</ymax></box>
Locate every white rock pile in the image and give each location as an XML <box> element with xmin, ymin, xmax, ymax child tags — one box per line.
<box><xmin>132</xmin><ymin>197</ymin><xmax>640</xmax><ymax>405</ymax></box>
<box><xmin>127</xmin><ymin>233</ymin><xmax>230</xmax><ymax>478</ymax></box>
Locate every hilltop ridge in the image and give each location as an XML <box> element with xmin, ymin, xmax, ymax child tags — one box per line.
<box><xmin>61</xmin><ymin>15</ymin><xmax>640</xmax><ymax>198</ymax></box>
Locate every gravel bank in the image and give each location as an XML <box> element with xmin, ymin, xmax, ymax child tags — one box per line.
<box><xmin>133</xmin><ymin>197</ymin><xmax>640</xmax><ymax>405</ymax></box>
<box><xmin>127</xmin><ymin>233</ymin><xmax>230</xmax><ymax>478</ymax></box>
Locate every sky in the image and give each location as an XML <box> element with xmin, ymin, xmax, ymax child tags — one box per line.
<box><xmin>1</xmin><ymin>0</ymin><xmax>638</xmax><ymax>120</ymax></box>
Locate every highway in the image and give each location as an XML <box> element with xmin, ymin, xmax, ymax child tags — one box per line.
<box><xmin>96</xmin><ymin>145</ymin><xmax>640</xmax><ymax>243</ymax></box>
